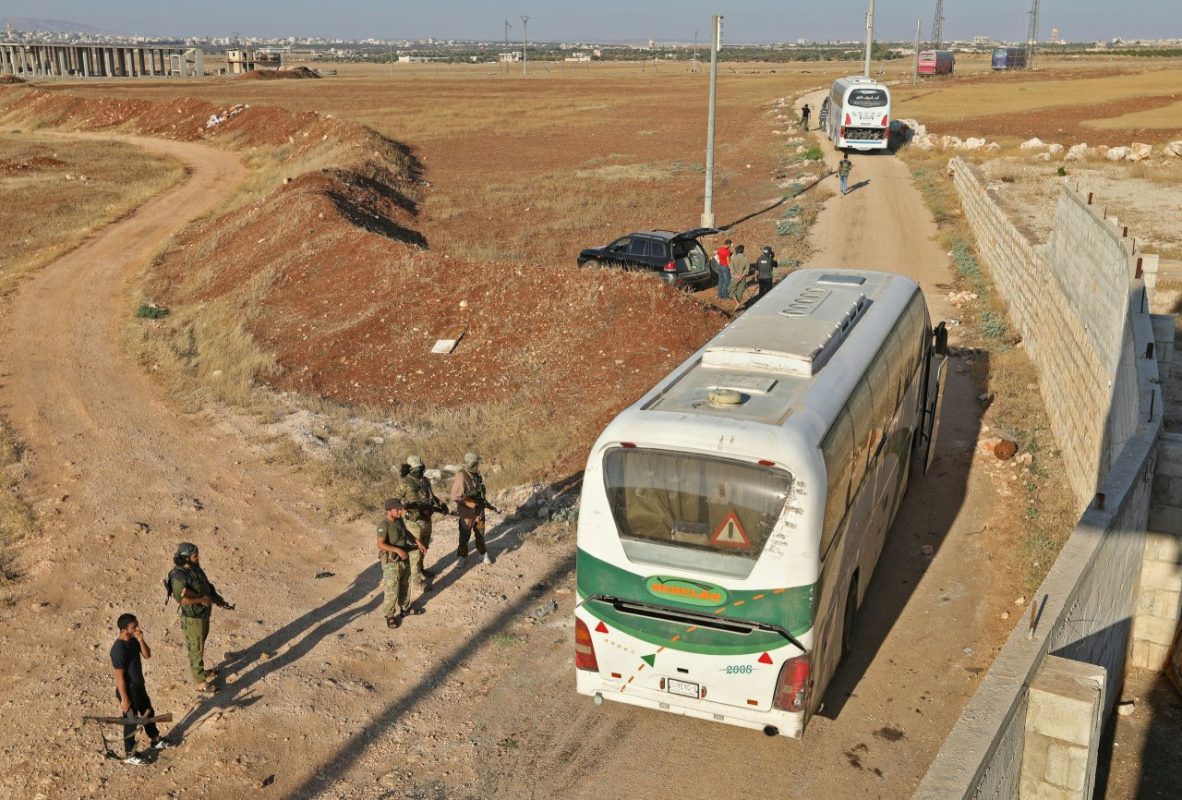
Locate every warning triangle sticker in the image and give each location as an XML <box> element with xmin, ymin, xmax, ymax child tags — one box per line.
<box><xmin>710</xmin><ymin>511</ymin><xmax>750</xmax><ymax>548</ymax></box>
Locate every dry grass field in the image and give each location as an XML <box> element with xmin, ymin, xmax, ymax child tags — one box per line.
<box><xmin>0</xmin><ymin>62</ymin><xmax>844</xmax><ymax>513</ymax></box>
<box><xmin>3</xmin><ymin>55</ymin><xmax>1176</xmax><ymax>514</ymax></box>
<box><xmin>893</xmin><ymin>56</ymin><xmax>1182</xmax><ymax>144</ymax></box>
<box><xmin>0</xmin><ymin>133</ymin><xmax>184</xmax><ymax>298</ymax></box>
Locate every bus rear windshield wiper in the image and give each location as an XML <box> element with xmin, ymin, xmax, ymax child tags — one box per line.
<box><xmin>587</xmin><ymin>594</ymin><xmax>806</xmax><ymax>654</ymax></box>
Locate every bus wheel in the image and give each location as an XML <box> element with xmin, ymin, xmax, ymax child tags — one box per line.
<box><xmin>841</xmin><ymin>576</ymin><xmax>859</xmax><ymax>658</ymax></box>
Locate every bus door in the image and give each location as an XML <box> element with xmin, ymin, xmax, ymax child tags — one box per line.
<box><xmin>918</xmin><ymin>323</ymin><xmax>949</xmax><ymax>472</ymax></box>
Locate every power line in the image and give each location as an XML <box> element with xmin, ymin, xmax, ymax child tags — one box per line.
<box><xmin>931</xmin><ymin>0</ymin><xmax>944</xmax><ymax>49</ymax></box>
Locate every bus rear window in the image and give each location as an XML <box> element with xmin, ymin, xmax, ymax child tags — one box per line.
<box><xmin>603</xmin><ymin>448</ymin><xmax>792</xmax><ymax>567</ymax></box>
<box><xmin>847</xmin><ymin>89</ymin><xmax>887</xmax><ymax>108</ymax></box>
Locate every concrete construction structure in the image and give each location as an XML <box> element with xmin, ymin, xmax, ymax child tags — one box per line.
<box><xmin>915</xmin><ymin>160</ymin><xmax>1180</xmax><ymax>798</ymax></box>
<box><xmin>0</xmin><ymin>43</ymin><xmax>203</xmax><ymax>78</ymax></box>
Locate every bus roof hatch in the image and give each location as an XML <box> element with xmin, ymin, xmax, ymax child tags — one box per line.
<box><xmin>701</xmin><ymin>286</ymin><xmax>867</xmax><ymax>377</ymax></box>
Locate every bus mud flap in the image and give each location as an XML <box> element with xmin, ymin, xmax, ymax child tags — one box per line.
<box><xmin>923</xmin><ymin>355</ymin><xmax>949</xmax><ymax>473</ymax></box>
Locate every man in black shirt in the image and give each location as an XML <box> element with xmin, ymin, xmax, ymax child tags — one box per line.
<box><xmin>110</xmin><ymin>613</ymin><xmax>171</xmax><ymax>765</ymax></box>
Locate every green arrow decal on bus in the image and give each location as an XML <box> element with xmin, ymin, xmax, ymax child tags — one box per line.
<box><xmin>644</xmin><ymin>576</ymin><xmax>728</xmax><ymax>607</ymax></box>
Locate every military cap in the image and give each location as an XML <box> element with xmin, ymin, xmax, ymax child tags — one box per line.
<box><xmin>463</xmin><ymin>451</ymin><xmax>481</xmax><ymax>467</ymax></box>
<box><xmin>175</xmin><ymin>542</ymin><xmax>199</xmax><ymax>559</ymax></box>
<box><xmin>384</xmin><ymin>498</ymin><xmax>404</xmax><ymax>511</ymax></box>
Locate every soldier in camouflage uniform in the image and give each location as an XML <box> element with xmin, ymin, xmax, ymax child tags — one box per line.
<box><xmin>169</xmin><ymin>542</ymin><xmax>233</xmax><ymax>691</ymax></box>
<box><xmin>394</xmin><ymin>454</ymin><xmax>444</xmax><ymax>591</ymax></box>
<box><xmin>451</xmin><ymin>451</ymin><xmax>493</xmax><ymax>564</ymax></box>
<box><xmin>376</xmin><ymin>498</ymin><xmax>427</xmax><ymax>628</ymax></box>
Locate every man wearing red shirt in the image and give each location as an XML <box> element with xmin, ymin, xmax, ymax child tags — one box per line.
<box><xmin>716</xmin><ymin>239</ymin><xmax>733</xmax><ymax>300</ymax></box>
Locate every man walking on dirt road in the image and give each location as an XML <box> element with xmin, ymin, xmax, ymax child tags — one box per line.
<box><xmin>838</xmin><ymin>154</ymin><xmax>853</xmax><ymax>195</ymax></box>
<box><xmin>395</xmin><ymin>454</ymin><xmax>443</xmax><ymax>591</ymax></box>
<box><xmin>801</xmin><ymin>103</ymin><xmax>811</xmax><ymax>130</ymax></box>
<box><xmin>376</xmin><ymin>498</ymin><xmax>426</xmax><ymax>628</ymax></box>
<box><xmin>111</xmin><ymin>613</ymin><xmax>172</xmax><ymax>764</ymax></box>
<box><xmin>452</xmin><ymin>452</ymin><xmax>494</xmax><ymax>564</ymax></box>
<box><xmin>169</xmin><ymin>543</ymin><xmax>233</xmax><ymax>692</ymax></box>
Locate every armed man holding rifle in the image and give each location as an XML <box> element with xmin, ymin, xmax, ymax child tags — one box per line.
<box><xmin>395</xmin><ymin>454</ymin><xmax>450</xmax><ymax>591</ymax></box>
<box><xmin>451</xmin><ymin>451</ymin><xmax>499</xmax><ymax>565</ymax></box>
<box><xmin>168</xmin><ymin>542</ymin><xmax>233</xmax><ymax>693</ymax></box>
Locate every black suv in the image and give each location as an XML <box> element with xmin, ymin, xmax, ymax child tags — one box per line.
<box><xmin>577</xmin><ymin>227</ymin><xmax>719</xmax><ymax>290</ymax></box>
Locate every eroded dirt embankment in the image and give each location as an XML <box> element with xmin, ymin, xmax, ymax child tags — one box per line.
<box><xmin>0</xmin><ymin>87</ymin><xmax>728</xmax><ymax>481</ymax></box>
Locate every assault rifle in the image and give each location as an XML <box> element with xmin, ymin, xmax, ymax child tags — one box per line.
<box><xmin>404</xmin><ymin>498</ymin><xmax>455</xmax><ymax>517</ymax></box>
<box><xmin>463</xmin><ymin>494</ymin><xmax>502</xmax><ymax>515</ymax></box>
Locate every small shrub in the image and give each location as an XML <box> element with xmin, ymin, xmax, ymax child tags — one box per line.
<box><xmin>135</xmin><ymin>303</ymin><xmax>169</xmax><ymax>319</ymax></box>
<box><xmin>776</xmin><ymin>219</ymin><xmax>800</xmax><ymax>236</ymax></box>
<box><xmin>1055</xmin><ymin>166</ymin><xmax>1066</xmax><ymax>177</ymax></box>
<box><xmin>981</xmin><ymin>310</ymin><xmax>1007</xmax><ymax>340</ymax></box>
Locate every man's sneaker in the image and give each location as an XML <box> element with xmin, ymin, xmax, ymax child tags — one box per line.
<box><xmin>123</xmin><ymin>754</ymin><xmax>148</xmax><ymax>766</ymax></box>
<box><xmin>151</xmin><ymin>738</ymin><xmax>173</xmax><ymax>751</ymax></box>
<box><xmin>482</xmin><ymin>552</ymin><xmax>494</xmax><ymax>565</ymax></box>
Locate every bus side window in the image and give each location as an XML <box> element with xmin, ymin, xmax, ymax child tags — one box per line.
<box><xmin>881</xmin><ymin>329</ymin><xmax>907</xmax><ymax>408</ymax></box>
<box><xmin>820</xmin><ymin>411</ymin><xmax>854</xmax><ymax>558</ymax></box>
<box><xmin>867</xmin><ymin>352</ymin><xmax>895</xmax><ymax>434</ymax></box>
<box><xmin>847</xmin><ymin>378</ymin><xmax>875</xmax><ymax>491</ymax></box>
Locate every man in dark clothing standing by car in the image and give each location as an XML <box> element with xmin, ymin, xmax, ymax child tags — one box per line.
<box><xmin>755</xmin><ymin>246</ymin><xmax>778</xmax><ymax>300</ymax></box>
<box><xmin>170</xmin><ymin>542</ymin><xmax>232</xmax><ymax>693</ymax></box>
<box><xmin>111</xmin><ymin>613</ymin><xmax>171</xmax><ymax>765</ymax></box>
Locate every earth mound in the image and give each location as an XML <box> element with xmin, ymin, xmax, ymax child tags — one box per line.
<box><xmin>238</xmin><ymin>66</ymin><xmax>321</xmax><ymax>80</ymax></box>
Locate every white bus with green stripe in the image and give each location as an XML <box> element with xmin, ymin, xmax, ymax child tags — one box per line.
<box><xmin>574</xmin><ymin>269</ymin><xmax>947</xmax><ymax>738</ymax></box>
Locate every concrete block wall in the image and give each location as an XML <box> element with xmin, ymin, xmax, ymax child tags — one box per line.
<box><xmin>1019</xmin><ymin>656</ymin><xmax>1105</xmax><ymax>800</ymax></box>
<box><xmin>1133</xmin><ymin>431</ymin><xmax>1182</xmax><ymax>669</ymax></box>
<box><xmin>949</xmin><ymin>161</ymin><xmax>1144</xmax><ymax>507</ymax></box>
<box><xmin>916</xmin><ymin>165</ymin><xmax>1163</xmax><ymax>800</ymax></box>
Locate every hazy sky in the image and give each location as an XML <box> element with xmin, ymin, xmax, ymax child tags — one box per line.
<box><xmin>5</xmin><ymin>1</ymin><xmax>1179</xmax><ymax>43</ymax></box>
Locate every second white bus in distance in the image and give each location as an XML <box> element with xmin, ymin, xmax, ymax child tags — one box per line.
<box><xmin>823</xmin><ymin>76</ymin><xmax>892</xmax><ymax>152</ymax></box>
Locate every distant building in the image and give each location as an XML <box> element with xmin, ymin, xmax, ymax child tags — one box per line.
<box><xmin>972</xmin><ymin>35</ymin><xmax>993</xmax><ymax>47</ymax></box>
<box><xmin>1050</xmin><ymin>27</ymin><xmax>1061</xmax><ymax>44</ymax></box>
<box><xmin>498</xmin><ymin>51</ymin><xmax>521</xmax><ymax>63</ymax></box>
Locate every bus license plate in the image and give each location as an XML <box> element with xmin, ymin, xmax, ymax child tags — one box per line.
<box><xmin>667</xmin><ymin>678</ymin><xmax>699</xmax><ymax>698</ymax></box>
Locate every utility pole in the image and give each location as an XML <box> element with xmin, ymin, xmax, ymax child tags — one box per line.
<box><xmin>863</xmin><ymin>0</ymin><xmax>876</xmax><ymax>77</ymax></box>
<box><xmin>1026</xmin><ymin>0</ymin><xmax>1040</xmax><ymax>70</ymax></box>
<box><xmin>702</xmin><ymin>14</ymin><xmax>722</xmax><ymax>229</ymax></box>
<box><xmin>521</xmin><ymin>15</ymin><xmax>529</xmax><ymax>76</ymax></box>
<box><xmin>912</xmin><ymin>18</ymin><xmax>921</xmax><ymax>84</ymax></box>
<box><xmin>931</xmin><ymin>0</ymin><xmax>945</xmax><ymax>50</ymax></box>
<box><xmin>503</xmin><ymin>19</ymin><xmax>511</xmax><ymax>74</ymax></box>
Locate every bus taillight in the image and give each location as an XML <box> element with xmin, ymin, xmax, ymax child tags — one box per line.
<box><xmin>844</xmin><ymin>113</ymin><xmax>851</xmax><ymax>125</ymax></box>
<box><xmin>575</xmin><ymin>617</ymin><xmax>600</xmax><ymax>672</ymax></box>
<box><xmin>881</xmin><ymin>115</ymin><xmax>888</xmax><ymax>127</ymax></box>
<box><xmin>772</xmin><ymin>653</ymin><xmax>810</xmax><ymax>712</ymax></box>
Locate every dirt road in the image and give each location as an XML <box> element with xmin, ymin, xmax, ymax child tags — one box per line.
<box><xmin>0</xmin><ymin>101</ymin><xmax>1018</xmax><ymax>799</ymax></box>
<box><xmin>463</xmin><ymin>93</ymin><xmax>1017</xmax><ymax>800</ymax></box>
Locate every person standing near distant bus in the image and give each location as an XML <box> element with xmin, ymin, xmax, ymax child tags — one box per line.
<box><xmin>801</xmin><ymin>103</ymin><xmax>811</xmax><ymax>131</ymax></box>
<box><xmin>838</xmin><ymin>154</ymin><xmax>853</xmax><ymax>196</ymax></box>
<box><xmin>715</xmin><ymin>239</ymin><xmax>733</xmax><ymax>301</ymax></box>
